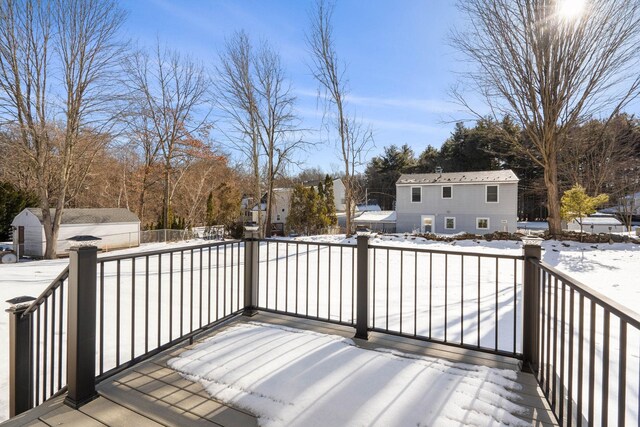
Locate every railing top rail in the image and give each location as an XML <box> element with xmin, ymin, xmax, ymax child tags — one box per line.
<box><xmin>369</xmin><ymin>243</ymin><xmax>526</xmax><ymax>260</ymax></box>
<box><xmin>98</xmin><ymin>239</ymin><xmax>242</xmax><ymax>262</ymax></box>
<box><xmin>533</xmin><ymin>258</ymin><xmax>640</xmax><ymax>329</ymax></box>
<box><xmin>258</xmin><ymin>238</ymin><xmax>356</xmax><ymax>249</ymax></box>
<box><xmin>22</xmin><ymin>265</ymin><xmax>70</xmax><ymax>316</ymax></box>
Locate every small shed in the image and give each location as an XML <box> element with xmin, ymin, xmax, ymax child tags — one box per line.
<box><xmin>566</xmin><ymin>215</ymin><xmax>623</xmax><ymax>234</ymax></box>
<box><xmin>11</xmin><ymin>208</ymin><xmax>140</xmax><ymax>257</ymax></box>
<box><xmin>353</xmin><ymin>211</ymin><xmax>397</xmax><ymax>233</ymax></box>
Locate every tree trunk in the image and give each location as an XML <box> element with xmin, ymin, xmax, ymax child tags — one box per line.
<box><xmin>163</xmin><ymin>160</ymin><xmax>171</xmax><ymax>228</ymax></box>
<box><xmin>544</xmin><ymin>155</ymin><xmax>562</xmax><ymax>236</ymax></box>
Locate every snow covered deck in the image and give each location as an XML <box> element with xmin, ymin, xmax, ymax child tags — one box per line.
<box><xmin>1</xmin><ymin>312</ymin><xmax>557</xmax><ymax>427</ymax></box>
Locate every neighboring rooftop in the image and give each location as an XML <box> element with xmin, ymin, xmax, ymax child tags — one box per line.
<box><xmin>354</xmin><ymin>210</ymin><xmax>397</xmax><ymax>223</ymax></box>
<box><xmin>397</xmin><ymin>169</ymin><xmax>519</xmax><ymax>185</ymax></box>
<box><xmin>574</xmin><ymin>216</ymin><xmax>623</xmax><ymax>226</ymax></box>
<box><xmin>23</xmin><ymin>208</ymin><xmax>140</xmax><ymax>224</ymax></box>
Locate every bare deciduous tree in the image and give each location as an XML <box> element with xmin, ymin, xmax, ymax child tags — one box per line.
<box><xmin>0</xmin><ymin>0</ymin><xmax>126</xmax><ymax>257</ymax></box>
<box><xmin>124</xmin><ymin>43</ymin><xmax>212</xmax><ymax>229</ymax></box>
<box><xmin>307</xmin><ymin>0</ymin><xmax>373</xmax><ymax>235</ymax></box>
<box><xmin>452</xmin><ymin>0</ymin><xmax>640</xmax><ymax>235</ymax></box>
<box><xmin>216</xmin><ymin>31</ymin><xmax>307</xmax><ymax>237</ymax></box>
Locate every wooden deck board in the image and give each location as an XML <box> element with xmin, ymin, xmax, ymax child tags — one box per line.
<box><xmin>1</xmin><ymin>311</ymin><xmax>558</xmax><ymax>426</ymax></box>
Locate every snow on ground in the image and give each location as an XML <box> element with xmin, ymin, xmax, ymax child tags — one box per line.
<box><xmin>169</xmin><ymin>322</ymin><xmax>530</xmax><ymax>427</ymax></box>
<box><xmin>0</xmin><ymin>234</ymin><xmax>639</xmax><ymax>423</ymax></box>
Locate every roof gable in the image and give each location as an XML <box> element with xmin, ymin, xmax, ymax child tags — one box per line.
<box><xmin>25</xmin><ymin>208</ymin><xmax>140</xmax><ymax>224</ymax></box>
<box><xmin>397</xmin><ymin>170</ymin><xmax>519</xmax><ymax>185</ymax></box>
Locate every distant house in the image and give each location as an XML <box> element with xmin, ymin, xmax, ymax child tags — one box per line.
<box><xmin>353</xmin><ymin>211</ymin><xmax>396</xmax><ymax>233</ymax></box>
<box><xmin>250</xmin><ymin>188</ymin><xmax>293</xmax><ymax>236</ymax></box>
<box><xmin>566</xmin><ymin>214</ymin><xmax>624</xmax><ymax>233</ymax></box>
<box><xmin>11</xmin><ymin>208</ymin><xmax>140</xmax><ymax>257</ymax></box>
<box><xmin>395</xmin><ymin>170</ymin><xmax>519</xmax><ymax>234</ymax></box>
<box><xmin>303</xmin><ymin>178</ymin><xmax>346</xmax><ymax>212</ymax></box>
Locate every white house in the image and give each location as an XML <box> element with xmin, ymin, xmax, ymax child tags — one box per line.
<box><xmin>12</xmin><ymin>208</ymin><xmax>140</xmax><ymax>257</ymax></box>
<box><xmin>395</xmin><ymin>170</ymin><xmax>519</xmax><ymax>234</ymax></box>
<box><xmin>250</xmin><ymin>188</ymin><xmax>293</xmax><ymax>236</ymax></box>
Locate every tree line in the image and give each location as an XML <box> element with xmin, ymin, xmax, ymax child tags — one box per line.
<box><xmin>365</xmin><ymin>114</ymin><xmax>640</xmax><ymax>226</ymax></box>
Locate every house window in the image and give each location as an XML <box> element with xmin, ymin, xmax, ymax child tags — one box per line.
<box><xmin>486</xmin><ymin>185</ymin><xmax>499</xmax><ymax>203</ymax></box>
<box><xmin>476</xmin><ymin>218</ymin><xmax>489</xmax><ymax>230</ymax></box>
<box><xmin>445</xmin><ymin>217</ymin><xmax>455</xmax><ymax>230</ymax></box>
<box><xmin>276</xmin><ymin>214</ymin><xmax>281</xmax><ymax>221</ymax></box>
<box><xmin>411</xmin><ymin>187</ymin><xmax>422</xmax><ymax>203</ymax></box>
<box><xmin>442</xmin><ymin>186</ymin><xmax>452</xmax><ymax>199</ymax></box>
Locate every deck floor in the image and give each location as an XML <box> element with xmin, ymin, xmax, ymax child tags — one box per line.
<box><xmin>2</xmin><ymin>312</ymin><xmax>557</xmax><ymax>426</ymax></box>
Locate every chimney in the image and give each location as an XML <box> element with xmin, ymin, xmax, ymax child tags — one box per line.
<box><xmin>435</xmin><ymin>166</ymin><xmax>443</xmax><ymax>176</ymax></box>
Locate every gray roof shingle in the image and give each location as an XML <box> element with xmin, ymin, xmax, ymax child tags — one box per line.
<box><xmin>26</xmin><ymin>208</ymin><xmax>140</xmax><ymax>224</ymax></box>
<box><xmin>397</xmin><ymin>170</ymin><xmax>519</xmax><ymax>185</ymax></box>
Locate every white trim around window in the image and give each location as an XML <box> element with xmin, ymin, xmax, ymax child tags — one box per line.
<box><xmin>441</xmin><ymin>185</ymin><xmax>452</xmax><ymax>199</ymax></box>
<box><xmin>476</xmin><ymin>217</ymin><xmax>490</xmax><ymax>230</ymax></box>
<box><xmin>411</xmin><ymin>186</ymin><xmax>422</xmax><ymax>203</ymax></box>
<box><xmin>485</xmin><ymin>184</ymin><xmax>499</xmax><ymax>203</ymax></box>
<box><xmin>444</xmin><ymin>216</ymin><xmax>456</xmax><ymax>230</ymax></box>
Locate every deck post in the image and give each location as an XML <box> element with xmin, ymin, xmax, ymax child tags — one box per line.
<box><xmin>354</xmin><ymin>233</ymin><xmax>370</xmax><ymax>340</ymax></box>
<box><xmin>522</xmin><ymin>237</ymin><xmax>542</xmax><ymax>373</ymax></box>
<box><xmin>243</xmin><ymin>227</ymin><xmax>260</xmax><ymax>316</ymax></box>
<box><xmin>6</xmin><ymin>296</ymin><xmax>35</xmax><ymax>416</ymax></box>
<box><xmin>65</xmin><ymin>246</ymin><xmax>98</xmax><ymax>409</ymax></box>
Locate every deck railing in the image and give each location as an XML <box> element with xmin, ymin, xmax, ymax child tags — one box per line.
<box><xmin>529</xmin><ymin>258</ymin><xmax>640</xmax><ymax>427</ymax></box>
<box><xmin>8</xmin><ymin>231</ymin><xmax>638</xmax><ymax>427</ymax></box>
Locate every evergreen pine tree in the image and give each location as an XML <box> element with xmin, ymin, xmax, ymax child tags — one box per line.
<box><xmin>324</xmin><ymin>175</ymin><xmax>337</xmax><ymax>226</ymax></box>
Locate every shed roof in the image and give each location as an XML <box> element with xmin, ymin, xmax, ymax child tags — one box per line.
<box><xmin>25</xmin><ymin>208</ymin><xmax>140</xmax><ymax>224</ymax></box>
<box><xmin>397</xmin><ymin>170</ymin><xmax>519</xmax><ymax>185</ymax></box>
<box><xmin>574</xmin><ymin>216</ymin><xmax>622</xmax><ymax>226</ymax></box>
<box><xmin>354</xmin><ymin>211</ymin><xmax>397</xmax><ymax>223</ymax></box>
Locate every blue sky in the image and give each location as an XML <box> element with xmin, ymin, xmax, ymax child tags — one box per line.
<box><xmin>120</xmin><ymin>0</ymin><xmax>477</xmax><ymax>173</ymax></box>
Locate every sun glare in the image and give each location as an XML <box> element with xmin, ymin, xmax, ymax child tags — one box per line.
<box><xmin>557</xmin><ymin>0</ymin><xmax>587</xmax><ymax>21</ymax></box>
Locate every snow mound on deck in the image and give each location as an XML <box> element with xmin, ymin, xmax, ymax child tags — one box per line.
<box><xmin>168</xmin><ymin>322</ymin><xmax>529</xmax><ymax>427</ymax></box>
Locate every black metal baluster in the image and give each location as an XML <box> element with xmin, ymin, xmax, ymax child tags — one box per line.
<box><xmin>386</xmin><ymin>249</ymin><xmax>390</xmax><ymax>330</ymax></box>
<box><xmin>429</xmin><ymin>252</ymin><xmax>433</xmax><ymax>339</ymax></box>
<box><xmin>275</xmin><ymin>242</ymin><xmax>279</xmax><ymax>311</ymax></box>
<box><xmin>145</xmin><ymin>255</ymin><xmax>149</xmax><ymax>353</ymax></box>
<box><xmin>618</xmin><ymin>320</ymin><xmax>627</xmax><ymax>427</ymax></box>
<box><xmin>116</xmin><ymin>260</ymin><xmax>121</xmax><ymax>366</ymax></box>
<box><xmin>477</xmin><ymin>256</ymin><xmax>481</xmax><ymax>348</ymax></box>
<box><xmin>577</xmin><ymin>293</ymin><xmax>584</xmax><ymax>427</ymax></box>
<box><xmin>540</xmin><ymin>270</ymin><xmax>546</xmax><ymax>386</ymax></box>
<box><xmin>316</xmin><ymin>244</ymin><xmax>320</xmax><ymax>318</ymax></box>
<box><xmin>306</xmin><ymin>243</ymin><xmax>310</xmax><ymax>316</ymax></box>
<box><xmin>494</xmin><ymin>257</ymin><xmax>498</xmax><ymax>351</ymax></box>
<box><xmin>35</xmin><ymin>309</ymin><xmax>40</xmax><ymax>405</ymax></box>
<box><xmin>158</xmin><ymin>254</ymin><xmax>162</xmax><ymax>346</ymax></box>
<box><xmin>58</xmin><ymin>284</ymin><xmax>64</xmax><ymax>390</ymax></box>
<box><xmin>131</xmin><ymin>257</ymin><xmax>136</xmax><ymax>359</ymax></box>
<box><xmin>266</xmin><ymin>242</ymin><xmax>270</xmax><ymax>309</ymax></box>
<box><xmin>567</xmin><ymin>288</ymin><xmax>574</xmax><ymax>427</ymax></box>
<box><xmin>199</xmin><ymin>248</ymin><xmax>203</xmax><ymax>327</ymax></box>
<box><xmin>461</xmin><ymin>254</ymin><xmax>464</xmax><ymax>344</ymax></box>
<box><xmin>340</xmin><ymin>246</ymin><xmax>343</xmax><ymax>322</ymax></box>
<box><xmin>327</xmin><ymin>244</ymin><xmax>331</xmax><ymax>319</ymax></box>
<box><xmin>601</xmin><ymin>310</ymin><xmax>610</xmax><ymax>427</ymax></box>
<box><xmin>296</xmin><ymin>244</ymin><xmax>299</xmax><ymax>315</ymax></box>
<box><xmin>400</xmin><ymin>250</ymin><xmax>403</xmax><ymax>333</ymax></box>
<box><xmin>230</xmin><ymin>244</ymin><xmax>234</xmax><ymax>314</ymax></box>
<box><xmin>445</xmin><ymin>253</ymin><xmax>448</xmax><ymax>343</ymax></box>
<box><xmin>286</xmin><ymin>243</ymin><xmax>289</xmax><ymax>313</ymax></box>
<box><xmin>513</xmin><ymin>258</ymin><xmax>517</xmax><ymax>354</ymax></box>
<box><xmin>588</xmin><ymin>301</ymin><xmax>596</xmax><ymax>425</ymax></box>
<box><xmin>223</xmin><ymin>244</ymin><xmax>227</xmax><ymax>316</ymax></box>
<box><xmin>216</xmin><ymin>246</ymin><xmax>219</xmax><ymax>320</ymax></box>
<box><xmin>414</xmin><ymin>250</ymin><xmax>418</xmax><ymax>337</ymax></box>
<box><xmin>552</xmin><ymin>277</ymin><xmax>558</xmax><ymax>411</ymax></box>
<box><xmin>372</xmin><ymin>247</ymin><xmax>376</xmax><ymax>328</ymax></box>
<box><xmin>559</xmin><ymin>282</ymin><xmax>566</xmax><ymax>424</ymax></box>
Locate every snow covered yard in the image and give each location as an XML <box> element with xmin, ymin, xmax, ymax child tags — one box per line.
<box><xmin>168</xmin><ymin>322</ymin><xmax>531</xmax><ymax>427</ymax></box>
<box><xmin>0</xmin><ymin>234</ymin><xmax>638</xmax><ymax>423</ymax></box>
